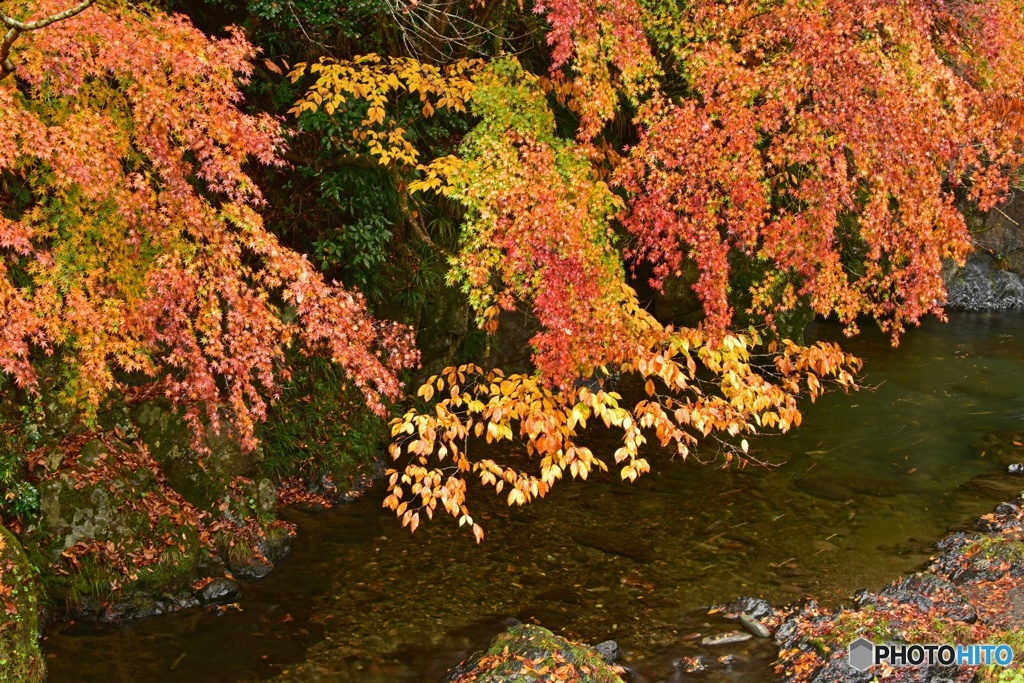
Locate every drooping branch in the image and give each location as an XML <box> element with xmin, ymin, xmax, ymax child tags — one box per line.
<box><xmin>0</xmin><ymin>0</ymin><xmax>95</xmax><ymax>78</ymax></box>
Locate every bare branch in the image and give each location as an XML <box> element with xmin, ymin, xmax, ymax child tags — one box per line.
<box><xmin>388</xmin><ymin>164</ymin><xmax>455</xmax><ymax>257</ymax></box>
<box><xmin>1</xmin><ymin>0</ymin><xmax>95</xmax><ymax>31</ymax></box>
<box><xmin>0</xmin><ymin>27</ymin><xmax>19</xmax><ymax>76</ymax></box>
<box><xmin>287</xmin><ymin>149</ymin><xmax>456</xmax><ymax>256</ymax></box>
<box><xmin>0</xmin><ymin>0</ymin><xmax>95</xmax><ymax>79</ymax></box>
<box><xmin>378</xmin><ymin>0</ymin><xmax>535</xmax><ymax>62</ymax></box>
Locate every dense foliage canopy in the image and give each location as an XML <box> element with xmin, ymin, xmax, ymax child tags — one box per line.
<box><xmin>0</xmin><ymin>0</ymin><xmax>417</xmax><ymax>452</ymax></box>
<box><xmin>2</xmin><ymin>0</ymin><xmax>1024</xmax><ymax>539</ymax></box>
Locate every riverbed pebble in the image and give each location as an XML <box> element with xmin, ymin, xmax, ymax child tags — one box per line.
<box><xmin>700</xmin><ymin>631</ymin><xmax>752</xmax><ymax>646</ymax></box>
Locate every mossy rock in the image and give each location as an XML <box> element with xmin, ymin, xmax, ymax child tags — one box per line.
<box><xmin>37</xmin><ymin>441</ymin><xmax>155</xmax><ymax>562</ymax></box>
<box><xmin>0</xmin><ymin>526</ymin><xmax>43</xmax><ymax>682</ymax></box>
<box><xmin>33</xmin><ymin>439</ymin><xmax>206</xmax><ymax>610</ymax></box>
<box><xmin>133</xmin><ymin>398</ymin><xmax>260</xmax><ymax>512</ymax></box>
<box><xmin>446</xmin><ymin>625</ymin><xmax>624</xmax><ymax>683</ymax></box>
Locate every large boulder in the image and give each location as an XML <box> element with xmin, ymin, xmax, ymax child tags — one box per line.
<box><xmin>446</xmin><ymin>624</ymin><xmax>625</xmax><ymax>683</ymax></box>
<box><xmin>132</xmin><ymin>399</ymin><xmax>291</xmax><ymax>582</ymax></box>
<box><xmin>944</xmin><ymin>253</ymin><xmax>1024</xmax><ymax>310</ymax></box>
<box><xmin>32</xmin><ymin>430</ymin><xmax>294</xmax><ymax>618</ymax></box>
<box><xmin>34</xmin><ymin>438</ymin><xmax>207</xmax><ymax>618</ymax></box>
<box><xmin>0</xmin><ymin>526</ymin><xmax>43</xmax><ymax>682</ymax></box>
<box><xmin>972</xmin><ymin>431</ymin><xmax>1024</xmax><ymax>468</ymax></box>
<box><xmin>37</xmin><ymin>440</ymin><xmax>160</xmax><ymax>561</ymax></box>
<box><xmin>132</xmin><ymin>398</ymin><xmax>260</xmax><ymax>512</ymax></box>
<box><xmin>945</xmin><ymin>196</ymin><xmax>1024</xmax><ymax>310</ymax></box>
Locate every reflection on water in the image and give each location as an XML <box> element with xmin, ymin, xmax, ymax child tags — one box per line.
<box><xmin>44</xmin><ymin>312</ymin><xmax>1024</xmax><ymax>682</ymax></box>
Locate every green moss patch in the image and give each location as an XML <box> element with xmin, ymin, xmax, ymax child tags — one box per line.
<box><xmin>0</xmin><ymin>526</ymin><xmax>43</xmax><ymax>683</ymax></box>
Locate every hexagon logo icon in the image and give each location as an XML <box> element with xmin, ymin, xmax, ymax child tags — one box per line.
<box><xmin>849</xmin><ymin>637</ymin><xmax>875</xmax><ymax>672</ymax></box>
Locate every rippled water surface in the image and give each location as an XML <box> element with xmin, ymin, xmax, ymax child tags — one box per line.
<box><xmin>44</xmin><ymin>312</ymin><xmax>1024</xmax><ymax>682</ymax></box>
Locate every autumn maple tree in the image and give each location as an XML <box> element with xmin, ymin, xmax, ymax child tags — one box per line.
<box><xmin>290</xmin><ymin>0</ymin><xmax>1024</xmax><ymax>540</ymax></box>
<box><xmin>4</xmin><ymin>0</ymin><xmax>1024</xmax><ymax>544</ymax></box>
<box><xmin>0</xmin><ymin>0</ymin><xmax>418</xmax><ymax>451</ymax></box>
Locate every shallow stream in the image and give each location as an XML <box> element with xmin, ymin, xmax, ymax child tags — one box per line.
<box><xmin>43</xmin><ymin>312</ymin><xmax>1024</xmax><ymax>682</ymax></box>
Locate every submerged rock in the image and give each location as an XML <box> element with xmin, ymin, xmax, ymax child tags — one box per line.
<box><xmin>594</xmin><ymin>640</ymin><xmax>620</xmax><ymax>664</ymax></box>
<box><xmin>445</xmin><ymin>624</ymin><xmax>625</xmax><ymax>682</ymax></box>
<box><xmin>959</xmin><ymin>473</ymin><xmax>1024</xmax><ymax>501</ymax></box>
<box><xmin>571</xmin><ymin>530</ymin><xmax>656</xmax><ymax>563</ymax></box>
<box><xmin>972</xmin><ymin>431</ymin><xmax>1024</xmax><ymax>468</ymax></box>
<box><xmin>796</xmin><ymin>477</ymin><xmax>854</xmax><ymax>502</ymax></box>
<box><xmin>842</xmin><ymin>476</ymin><xmax>904</xmax><ymax>497</ymax></box>
<box><xmin>701</xmin><ymin>631</ymin><xmax>753</xmax><ymax>646</ymax></box>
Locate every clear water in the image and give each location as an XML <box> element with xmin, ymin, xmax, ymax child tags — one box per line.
<box><xmin>42</xmin><ymin>312</ymin><xmax>1024</xmax><ymax>682</ymax></box>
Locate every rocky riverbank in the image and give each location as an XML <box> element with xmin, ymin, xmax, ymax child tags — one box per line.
<box><xmin>449</xmin><ymin>456</ymin><xmax>1024</xmax><ymax>682</ymax></box>
<box><xmin>0</xmin><ymin>351</ymin><xmax>389</xmax><ymax>682</ymax></box>
<box><xmin>767</xmin><ymin>490</ymin><xmax>1024</xmax><ymax>683</ymax></box>
<box><xmin>17</xmin><ymin>395</ymin><xmax>296</xmax><ymax>623</ymax></box>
